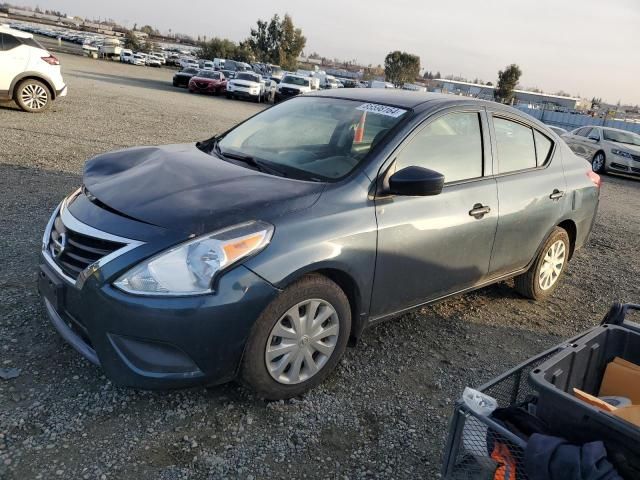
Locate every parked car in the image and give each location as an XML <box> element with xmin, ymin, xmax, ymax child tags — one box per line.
<box><xmin>120</xmin><ymin>49</ymin><xmax>134</xmax><ymax>64</ymax></box>
<box><xmin>149</xmin><ymin>52</ymin><xmax>166</xmax><ymax>65</ymax></box>
<box><xmin>200</xmin><ymin>60</ymin><xmax>214</xmax><ymax>71</ymax></box>
<box><xmin>263</xmin><ymin>78</ymin><xmax>277</xmax><ymax>103</ymax></box>
<box><xmin>226</xmin><ymin>72</ymin><xmax>264</xmax><ymax>102</ymax></box>
<box><xmin>275</xmin><ymin>74</ymin><xmax>313</xmax><ymax>102</ymax></box>
<box><xmin>172</xmin><ymin>67</ymin><xmax>200</xmax><ymax>88</ymax></box>
<box><xmin>563</xmin><ymin>126</ymin><xmax>640</xmax><ymax>176</ymax></box>
<box><xmin>146</xmin><ymin>55</ymin><xmax>162</xmax><ymax>68</ymax></box>
<box><xmin>188</xmin><ymin>70</ymin><xmax>227</xmax><ymax>95</ymax></box>
<box><xmin>548</xmin><ymin>125</ymin><xmax>568</xmax><ymax>136</ymax></box>
<box><xmin>0</xmin><ymin>25</ymin><xmax>67</xmax><ymax>112</ymax></box>
<box><xmin>131</xmin><ymin>53</ymin><xmax>146</xmax><ymax>66</ymax></box>
<box><xmin>179</xmin><ymin>57</ymin><xmax>199</xmax><ymax>70</ymax></box>
<box><xmin>38</xmin><ymin>91</ymin><xmax>600</xmax><ymax>400</ymax></box>
<box><xmin>220</xmin><ymin>69</ymin><xmax>236</xmax><ymax>80</ymax></box>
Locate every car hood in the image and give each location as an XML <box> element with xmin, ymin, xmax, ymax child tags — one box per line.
<box><xmin>82</xmin><ymin>144</ymin><xmax>324</xmax><ymax>235</ymax></box>
<box><xmin>609</xmin><ymin>142</ymin><xmax>640</xmax><ymax>154</ymax></box>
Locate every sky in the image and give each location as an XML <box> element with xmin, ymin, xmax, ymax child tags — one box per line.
<box><xmin>10</xmin><ymin>0</ymin><xmax>640</xmax><ymax>105</ymax></box>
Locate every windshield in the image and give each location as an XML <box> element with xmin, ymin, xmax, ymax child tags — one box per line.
<box><xmin>603</xmin><ymin>129</ymin><xmax>640</xmax><ymax>146</ymax></box>
<box><xmin>182</xmin><ymin>68</ymin><xmax>199</xmax><ymax>74</ymax></box>
<box><xmin>217</xmin><ymin>97</ymin><xmax>409</xmax><ymax>181</ymax></box>
<box><xmin>283</xmin><ymin>76</ymin><xmax>310</xmax><ymax>87</ymax></box>
<box><xmin>197</xmin><ymin>71</ymin><xmax>218</xmax><ymax>79</ymax></box>
<box><xmin>236</xmin><ymin>73</ymin><xmax>260</xmax><ymax>82</ymax></box>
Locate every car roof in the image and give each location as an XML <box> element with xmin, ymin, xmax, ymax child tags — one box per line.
<box><xmin>0</xmin><ymin>25</ymin><xmax>33</xmax><ymax>39</ymax></box>
<box><xmin>307</xmin><ymin>89</ymin><xmax>498</xmax><ymax>110</ymax></box>
<box><xmin>601</xmin><ymin>126</ymin><xmax>639</xmax><ymax>135</ymax></box>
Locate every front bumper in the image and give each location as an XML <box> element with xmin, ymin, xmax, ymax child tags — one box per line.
<box><xmin>228</xmin><ymin>88</ymin><xmax>260</xmax><ymax>98</ymax></box>
<box><xmin>608</xmin><ymin>156</ymin><xmax>640</xmax><ymax>176</ymax></box>
<box><xmin>39</xmin><ymin>260</ymin><xmax>278</xmax><ymax>388</ymax></box>
<box><xmin>38</xmin><ymin>201</ymin><xmax>280</xmax><ymax>389</ymax></box>
<box><xmin>56</xmin><ymin>85</ymin><xmax>68</xmax><ymax>98</ymax></box>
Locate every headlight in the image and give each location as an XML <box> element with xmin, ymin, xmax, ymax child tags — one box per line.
<box><xmin>611</xmin><ymin>149</ymin><xmax>632</xmax><ymax>159</ymax></box>
<box><xmin>114</xmin><ymin>221</ymin><xmax>274</xmax><ymax>296</ymax></box>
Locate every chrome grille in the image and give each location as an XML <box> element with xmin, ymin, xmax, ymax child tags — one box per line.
<box><xmin>48</xmin><ymin>212</ymin><xmax>125</xmax><ymax>280</ymax></box>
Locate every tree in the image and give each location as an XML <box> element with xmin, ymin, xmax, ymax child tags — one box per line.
<box><xmin>247</xmin><ymin>14</ymin><xmax>306</xmax><ymax>70</ymax></box>
<box><xmin>384</xmin><ymin>51</ymin><xmax>420</xmax><ymax>87</ymax></box>
<box><xmin>140</xmin><ymin>38</ymin><xmax>156</xmax><ymax>53</ymax></box>
<box><xmin>140</xmin><ymin>25</ymin><xmax>157</xmax><ymax>36</ymax></box>
<box><xmin>197</xmin><ymin>37</ymin><xmax>240</xmax><ymax>61</ymax></box>
<box><xmin>124</xmin><ymin>30</ymin><xmax>140</xmax><ymax>51</ymax></box>
<box><xmin>495</xmin><ymin>64</ymin><xmax>522</xmax><ymax>104</ymax></box>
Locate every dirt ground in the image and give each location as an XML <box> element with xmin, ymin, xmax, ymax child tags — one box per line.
<box><xmin>1</xmin><ymin>53</ymin><xmax>639</xmax><ymax>480</ymax></box>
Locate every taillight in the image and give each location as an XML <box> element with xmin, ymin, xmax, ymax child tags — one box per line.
<box><xmin>41</xmin><ymin>55</ymin><xmax>59</xmax><ymax>66</ymax></box>
<box><xmin>587</xmin><ymin>170</ymin><xmax>602</xmax><ymax>188</ymax></box>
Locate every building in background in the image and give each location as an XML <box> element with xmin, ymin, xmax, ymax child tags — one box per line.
<box><xmin>433</xmin><ymin>78</ymin><xmax>581</xmax><ymax>110</ymax></box>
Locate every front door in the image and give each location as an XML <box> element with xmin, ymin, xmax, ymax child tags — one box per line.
<box><xmin>0</xmin><ymin>33</ymin><xmax>28</xmax><ymax>92</ymax></box>
<box><xmin>370</xmin><ymin>109</ymin><xmax>498</xmax><ymax>319</ymax></box>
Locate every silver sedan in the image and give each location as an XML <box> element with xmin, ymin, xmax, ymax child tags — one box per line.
<box><xmin>563</xmin><ymin>126</ymin><xmax>640</xmax><ymax>176</ymax></box>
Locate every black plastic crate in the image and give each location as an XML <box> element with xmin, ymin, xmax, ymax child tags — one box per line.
<box><xmin>441</xmin><ymin>347</ymin><xmax>564</xmax><ymax>479</ymax></box>
<box><xmin>529</xmin><ymin>306</ymin><xmax>640</xmax><ymax>477</ymax></box>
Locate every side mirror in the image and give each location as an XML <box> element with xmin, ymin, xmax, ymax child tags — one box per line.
<box><xmin>388</xmin><ymin>166</ymin><xmax>445</xmax><ymax>196</ymax></box>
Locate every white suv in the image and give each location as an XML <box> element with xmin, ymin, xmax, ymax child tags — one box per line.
<box><xmin>0</xmin><ymin>25</ymin><xmax>67</xmax><ymax>112</ymax></box>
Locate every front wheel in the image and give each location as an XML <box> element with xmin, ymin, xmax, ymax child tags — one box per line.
<box><xmin>241</xmin><ymin>275</ymin><xmax>351</xmax><ymax>400</ymax></box>
<box><xmin>514</xmin><ymin>227</ymin><xmax>570</xmax><ymax>301</ymax></box>
<box><xmin>592</xmin><ymin>152</ymin><xmax>606</xmax><ymax>174</ymax></box>
<box><xmin>15</xmin><ymin>79</ymin><xmax>51</xmax><ymax>112</ymax></box>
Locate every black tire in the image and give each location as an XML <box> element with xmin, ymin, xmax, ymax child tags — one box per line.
<box><xmin>514</xmin><ymin>227</ymin><xmax>570</xmax><ymax>301</ymax></box>
<box><xmin>14</xmin><ymin>79</ymin><xmax>51</xmax><ymax>113</ymax></box>
<box><xmin>226</xmin><ymin>93</ymin><xmax>232</xmax><ymax>99</ymax></box>
<box><xmin>240</xmin><ymin>274</ymin><xmax>351</xmax><ymax>400</ymax></box>
<box><xmin>591</xmin><ymin>151</ymin><xmax>606</xmax><ymax>174</ymax></box>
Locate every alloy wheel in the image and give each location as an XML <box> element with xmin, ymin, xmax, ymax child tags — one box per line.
<box><xmin>538</xmin><ymin>240</ymin><xmax>566</xmax><ymax>290</ymax></box>
<box><xmin>21</xmin><ymin>83</ymin><xmax>48</xmax><ymax>110</ymax></box>
<box><xmin>265</xmin><ymin>299</ymin><xmax>339</xmax><ymax>385</ymax></box>
<box><xmin>592</xmin><ymin>153</ymin><xmax>605</xmax><ymax>172</ymax></box>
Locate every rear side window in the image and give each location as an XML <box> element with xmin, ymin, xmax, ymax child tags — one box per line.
<box><xmin>396</xmin><ymin>112</ymin><xmax>483</xmax><ymax>183</ymax></box>
<box><xmin>534</xmin><ymin>130</ymin><xmax>554</xmax><ymax>165</ymax></box>
<box><xmin>494</xmin><ymin>117</ymin><xmax>537</xmax><ymax>173</ymax></box>
<box><xmin>1</xmin><ymin>33</ymin><xmax>22</xmax><ymax>51</ymax></box>
<box><xmin>18</xmin><ymin>36</ymin><xmax>45</xmax><ymax>49</ymax></box>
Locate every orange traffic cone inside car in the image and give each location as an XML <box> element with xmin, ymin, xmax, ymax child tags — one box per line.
<box><xmin>354</xmin><ymin>111</ymin><xmax>367</xmax><ymax>144</ymax></box>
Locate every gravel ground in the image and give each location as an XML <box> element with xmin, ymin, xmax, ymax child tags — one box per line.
<box><xmin>1</xmin><ymin>53</ymin><xmax>639</xmax><ymax>480</ymax></box>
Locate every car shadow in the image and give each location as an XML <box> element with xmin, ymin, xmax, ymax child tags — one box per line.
<box><xmin>69</xmin><ymin>70</ymin><xmax>179</xmax><ymax>94</ymax></box>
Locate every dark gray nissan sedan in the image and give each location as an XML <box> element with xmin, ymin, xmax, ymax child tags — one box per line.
<box><xmin>39</xmin><ymin>90</ymin><xmax>600</xmax><ymax>399</ymax></box>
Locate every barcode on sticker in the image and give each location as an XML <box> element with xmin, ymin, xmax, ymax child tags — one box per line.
<box><xmin>356</xmin><ymin>103</ymin><xmax>407</xmax><ymax>118</ymax></box>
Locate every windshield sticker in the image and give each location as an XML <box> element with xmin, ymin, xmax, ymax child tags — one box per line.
<box><xmin>356</xmin><ymin>103</ymin><xmax>407</xmax><ymax>118</ymax></box>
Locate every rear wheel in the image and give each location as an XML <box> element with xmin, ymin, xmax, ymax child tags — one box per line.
<box><xmin>241</xmin><ymin>274</ymin><xmax>351</xmax><ymax>400</ymax></box>
<box><xmin>592</xmin><ymin>151</ymin><xmax>606</xmax><ymax>173</ymax></box>
<box><xmin>514</xmin><ymin>227</ymin><xmax>570</xmax><ymax>300</ymax></box>
<box><xmin>15</xmin><ymin>79</ymin><xmax>51</xmax><ymax>112</ymax></box>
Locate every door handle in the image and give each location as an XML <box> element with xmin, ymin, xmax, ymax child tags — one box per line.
<box><xmin>469</xmin><ymin>203</ymin><xmax>491</xmax><ymax>219</ymax></box>
<box><xmin>549</xmin><ymin>189</ymin><xmax>565</xmax><ymax>200</ymax></box>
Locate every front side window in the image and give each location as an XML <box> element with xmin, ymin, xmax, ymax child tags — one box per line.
<box><xmin>395</xmin><ymin>112</ymin><xmax>483</xmax><ymax>183</ymax></box>
<box><xmin>216</xmin><ymin>97</ymin><xmax>409</xmax><ymax>181</ymax></box>
<box><xmin>494</xmin><ymin>117</ymin><xmax>537</xmax><ymax>173</ymax></box>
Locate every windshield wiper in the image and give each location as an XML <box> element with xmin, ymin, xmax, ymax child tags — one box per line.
<box><xmin>215</xmin><ymin>143</ymin><xmax>289</xmax><ymax>178</ymax></box>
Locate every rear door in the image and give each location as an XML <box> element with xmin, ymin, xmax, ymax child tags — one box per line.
<box><xmin>0</xmin><ymin>33</ymin><xmax>29</xmax><ymax>92</ymax></box>
<box><xmin>370</xmin><ymin>108</ymin><xmax>499</xmax><ymax>318</ymax></box>
<box><xmin>487</xmin><ymin>113</ymin><xmax>568</xmax><ymax>276</ymax></box>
